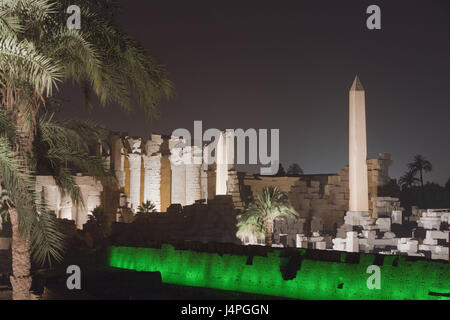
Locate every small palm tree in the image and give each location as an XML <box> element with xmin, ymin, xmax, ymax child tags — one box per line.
<box><xmin>87</xmin><ymin>206</ymin><xmax>109</xmax><ymax>241</ymax></box>
<box><xmin>399</xmin><ymin>170</ymin><xmax>419</xmax><ymax>189</ymax></box>
<box><xmin>288</xmin><ymin>163</ymin><xmax>304</xmax><ymax>175</ymax></box>
<box><xmin>408</xmin><ymin>155</ymin><xmax>432</xmax><ymax>189</ymax></box>
<box><xmin>137</xmin><ymin>201</ymin><xmax>157</xmax><ymax>214</ymax></box>
<box><xmin>134</xmin><ymin>201</ymin><xmax>157</xmax><ymax>225</ymax></box>
<box><xmin>237</xmin><ymin>186</ymin><xmax>298</xmax><ymax>247</ymax></box>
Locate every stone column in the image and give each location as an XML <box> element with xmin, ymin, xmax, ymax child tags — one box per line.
<box><xmin>111</xmin><ymin>134</ymin><xmax>126</xmax><ymax>189</ymax></box>
<box><xmin>185</xmin><ymin>146</ymin><xmax>203</xmax><ymax>205</ymax></box>
<box><xmin>126</xmin><ymin>138</ymin><xmax>142</xmax><ymax>213</ymax></box>
<box><xmin>169</xmin><ymin>138</ymin><xmax>186</xmax><ymax>206</ymax></box>
<box><xmin>127</xmin><ymin>154</ymin><xmax>142</xmax><ymax>213</ymax></box>
<box><xmin>60</xmin><ymin>195</ymin><xmax>73</xmax><ymax>221</ymax></box>
<box><xmin>74</xmin><ymin>177</ymin><xmax>104</xmax><ymax>229</ymax></box>
<box><xmin>201</xmin><ymin>145</ymin><xmax>210</xmax><ymax>201</ymax></box>
<box><xmin>349</xmin><ymin>76</ymin><xmax>369</xmax><ymax>212</ymax></box>
<box><xmin>143</xmin><ymin>135</ymin><xmax>163</xmax><ymax>211</ymax></box>
<box><xmin>43</xmin><ymin>185</ymin><xmax>60</xmax><ymax>216</ymax></box>
<box><xmin>87</xmin><ymin>188</ymin><xmax>102</xmax><ymax>215</ymax></box>
<box><xmin>216</xmin><ymin>131</ymin><xmax>228</xmax><ymax>195</ymax></box>
<box><xmin>75</xmin><ymin>185</ymin><xmax>90</xmax><ymax>229</ymax></box>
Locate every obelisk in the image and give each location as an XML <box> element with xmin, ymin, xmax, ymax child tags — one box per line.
<box><xmin>348</xmin><ymin>75</ymin><xmax>369</xmax><ymax>213</ymax></box>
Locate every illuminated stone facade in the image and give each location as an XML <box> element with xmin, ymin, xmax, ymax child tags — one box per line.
<box><xmin>36</xmin><ymin>175</ymin><xmax>103</xmax><ymax>229</ymax></box>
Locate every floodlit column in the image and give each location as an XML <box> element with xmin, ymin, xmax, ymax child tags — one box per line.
<box><xmin>111</xmin><ymin>135</ymin><xmax>126</xmax><ymax>189</ymax></box>
<box><xmin>201</xmin><ymin>145</ymin><xmax>210</xmax><ymax>201</ymax></box>
<box><xmin>169</xmin><ymin>138</ymin><xmax>186</xmax><ymax>206</ymax></box>
<box><xmin>142</xmin><ymin>156</ymin><xmax>162</xmax><ymax>211</ymax></box>
<box><xmin>143</xmin><ymin>135</ymin><xmax>163</xmax><ymax>211</ymax></box>
<box><xmin>216</xmin><ymin>131</ymin><xmax>234</xmax><ymax>195</ymax></box>
<box><xmin>349</xmin><ymin>76</ymin><xmax>369</xmax><ymax>212</ymax></box>
<box><xmin>126</xmin><ymin>137</ymin><xmax>143</xmax><ymax>213</ymax></box>
<box><xmin>87</xmin><ymin>187</ymin><xmax>102</xmax><ymax>216</ymax></box>
<box><xmin>128</xmin><ymin>153</ymin><xmax>142</xmax><ymax>213</ymax></box>
<box><xmin>76</xmin><ymin>185</ymin><xmax>90</xmax><ymax>229</ymax></box>
<box><xmin>185</xmin><ymin>146</ymin><xmax>203</xmax><ymax>205</ymax></box>
<box><xmin>43</xmin><ymin>185</ymin><xmax>61</xmax><ymax>216</ymax></box>
<box><xmin>73</xmin><ymin>176</ymin><xmax>104</xmax><ymax>229</ymax></box>
<box><xmin>60</xmin><ymin>195</ymin><xmax>73</xmax><ymax>221</ymax></box>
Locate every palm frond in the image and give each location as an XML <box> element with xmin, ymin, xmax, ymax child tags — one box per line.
<box><xmin>0</xmin><ymin>7</ymin><xmax>23</xmax><ymax>34</ymax></box>
<box><xmin>0</xmin><ymin>36</ymin><xmax>62</xmax><ymax>97</ymax></box>
<box><xmin>0</xmin><ymin>110</ymin><xmax>16</xmax><ymax>139</ymax></box>
<box><xmin>35</xmin><ymin>114</ymin><xmax>114</xmax><ymax>205</ymax></box>
<box><xmin>0</xmin><ymin>135</ymin><xmax>64</xmax><ymax>266</ymax></box>
<box><xmin>30</xmin><ymin>209</ymin><xmax>64</xmax><ymax>266</ymax></box>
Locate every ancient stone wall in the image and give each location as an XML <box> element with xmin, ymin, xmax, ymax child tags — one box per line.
<box><xmin>238</xmin><ymin>154</ymin><xmax>394</xmax><ymax>234</ymax></box>
<box><xmin>111</xmin><ymin>196</ymin><xmax>240</xmax><ymax>245</ymax></box>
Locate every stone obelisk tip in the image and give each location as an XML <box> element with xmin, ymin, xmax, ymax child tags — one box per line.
<box><xmin>350</xmin><ymin>75</ymin><xmax>364</xmax><ymax>92</ymax></box>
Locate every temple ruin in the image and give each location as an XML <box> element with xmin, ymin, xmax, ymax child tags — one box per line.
<box><xmin>30</xmin><ymin>77</ymin><xmax>449</xmax><ymax>262</ymax></box>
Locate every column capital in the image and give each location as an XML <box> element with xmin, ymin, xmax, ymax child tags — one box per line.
<box><xmin>169</xmin><ymin>137</ymin><xmax>186</xmax><ymax>167</ymax></box>
<box><xmin>125</xmin><ymin>137</ymin><xmax>142</xmax><ymax>154</ymax></box>
<box><xmin>184</xmin><ymin>146</ymin><xmax>203</xmax><ymax>166</ymax></box>
<box><xmin>145</xmin><ymin>135</ymin><xmax>164</xmax><ymax>156</ymax></box>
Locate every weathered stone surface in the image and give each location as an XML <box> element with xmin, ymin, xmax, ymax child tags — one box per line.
<box><xmin>36</xmin><ymin>176</ymin><xmax>103</xmax><ymax>229</ymax></box>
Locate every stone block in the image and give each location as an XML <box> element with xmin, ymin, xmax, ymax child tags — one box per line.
<box><xmin>376</xmin><ymin>218</ymin><xmax>391</xmax><ymax>232</ymax></box>
<box><xmin>392</xmin><ymin>210</ymin><xmax>403</xmax><ymax>224</ymax></box>
<box><xmin>426</xmin><ymin>231</ymin><xmax>449</xmax><ymax>242</ymax></box>
<box><xmin>346</xmin><ymin>232</ymin><xmax>359</xmax><ymax>253</ymax></box>
<box><xmin>332</xmin><ymin>238</ymin><xmax>346</xmax><ymax>251</ymax></box>
<box><xmin>383</xmin><ymin>232</ymin><xmax>396</xmax><ymax>239</ymax></box>
<box><xmin>315</xmin><ymin>242</ymin><xmax>327</xmax><ymax>250</ymax></box>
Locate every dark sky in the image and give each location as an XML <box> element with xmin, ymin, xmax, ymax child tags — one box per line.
<box><xmin>59</xmin><ymin>0</ymin><xmax>450</xmax><ymax>185</ymax></box>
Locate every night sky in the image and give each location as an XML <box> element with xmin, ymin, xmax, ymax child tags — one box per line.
<box><xmin>58</xmin><ymin>0</ymin><xmax>450</xmax><ymax>185</ymax></box>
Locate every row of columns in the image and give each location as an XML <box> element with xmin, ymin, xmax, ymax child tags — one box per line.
<box><xmin>111</xmin><ymin>131</ymin><xmax>234</xmax><ymax>213</ymax></box>
<box><xmin>36</xmin><ymin>176</ymin><xmax>103</xmax><ymax>229</ymax></box>
<box><xmin>120</xmin><ymin>136</ymin><xmax>164</xmax><ymax>213</ymax></box>
<box><xmin>169</xmin><ymin>139</ymin><xmax>203</xmax><ymax>207</ymax></box>
<box><xmin>35</xmin><ymin>131</ymin><xmax>234</xmax><ymax>228</ymax></box>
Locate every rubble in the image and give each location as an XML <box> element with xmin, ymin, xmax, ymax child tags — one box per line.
<box><xmin>327</xmin><ymin>206</ymin><xmax>450</xmax><ymax>261</ymax></box>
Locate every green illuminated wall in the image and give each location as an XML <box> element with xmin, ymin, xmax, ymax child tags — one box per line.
<box><xmin>108</xmin><ymin>245</ymin><xmax>450</xmax><ymax>300</ymax></box>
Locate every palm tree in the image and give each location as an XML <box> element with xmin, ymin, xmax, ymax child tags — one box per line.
<box><xmin>134</xmin><ymin>201</ymin><xmax>157</xmax><ymax>225</ymax></box>
<box><xmin>399</xmin><ymin>170</ymin><xmax>419</xmax><ymax>189</ymax></box>
<box><xmin>0</xmin><ymin>1</ymin><xmax>171</xmax><ymax>299</ymax></box>
<box><xmin>408</xmin><ymin>155</ymin><xmax>432</xmax><ymax>189</ymax></box>
<box><xmin>288</xmin><ymin>163</ymin><xmax>304</xmax><ymax>176</ymax></box>
<box><xmin>0</xmin><ymin>111</ymin><xmax>113</xmax><ymax>299</ymax></box>
<box><xmin>237</xmin><ymin>186</ymin><xmax>298</xmax><ymax>247</ymax></box>
<box><xmin>137</xmin><ymin>201</ymin><xmax>157</xmax><ymax>214</ymax></box>
<box><xmin>236</xmin><ymin>213</ymin><xmax>264</xmax><ymax>245</ymax></box>
<box><xmin>86</xmin><ymin>206</ymin><xmax>109</xmax><ymax>242</ymax></box>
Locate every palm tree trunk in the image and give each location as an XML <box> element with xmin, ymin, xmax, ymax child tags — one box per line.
<box><xmin>9</xmin><ymin>207</ymin><xmax>32</xmax><ymax>300</ymax></box>
<box><xmin>8</xmin><ymin>101</ymin><xmax>37</xmax><ymax>300</ymax></box>
<box><xmin>420</xmin><ymin>169</ymin><xmax>424</xmax><ymax>189</ymax></box>
<box><xmin>264</xmin><ymin>221</ymin><xmax>273</xmax><ymax>247</ymax></box>
<box><xmin>420</xmin><ymin>169</ymin><xmax>425</xmax><ymax>208</ymax></box>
